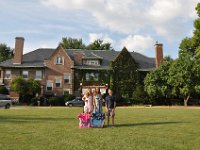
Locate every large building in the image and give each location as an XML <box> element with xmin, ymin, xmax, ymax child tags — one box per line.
<box><xmin>0</xmin><ymin>37</ymin><xmax>163</xmax><ymax>99</ymax></box>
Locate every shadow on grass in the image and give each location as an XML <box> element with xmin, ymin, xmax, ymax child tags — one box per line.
<box><xmin>114</xmin><ymin>121</ymin><xmax>186</xmax><ymax>128</ymax></box>
<box><xmin>0</xmin><ymin>115</ymin><xmax>75</xmax><ymax>124</ymax></box>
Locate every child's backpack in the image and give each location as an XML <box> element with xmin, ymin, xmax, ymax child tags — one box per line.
<box><xmin>77</xmin><ymin>113</ymin><xmax>92</xmax><ymax>128</ymax></box>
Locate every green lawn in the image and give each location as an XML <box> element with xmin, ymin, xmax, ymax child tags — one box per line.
<box><xmin>0</xmin><ymin>107</ymin><xmax>200</xmax><ymax>150</ymax></box>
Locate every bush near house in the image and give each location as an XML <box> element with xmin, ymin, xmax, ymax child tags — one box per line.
<box><xmin>0</xmin><ymin>86</ymin><xmax>9</xmax><ymax>95</ymax></box>
<box><xmin>48</xmin><ymin>94</ymin><xmax>75</xmax><ymax>106</ymax></box>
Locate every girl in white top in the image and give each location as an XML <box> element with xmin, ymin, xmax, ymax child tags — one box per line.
<box><xmin>93</xmin><ymin>87</ymin><xmax>102</xmax><ymax>113</ymax></box>
<box><xmin>82</xmin><ymin>88</ymin><xmax>93</xmax><ymax>114</ymax></box>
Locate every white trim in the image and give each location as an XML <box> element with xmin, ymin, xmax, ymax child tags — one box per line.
<box><xmin>35</xmin><ymin>70</ymin><xmax>42</xmax><ymax>80</ymax></box>
<box><xmin>22</xmin><ymin>70</ymin><xmax>29</xmax><ymax>79</ymax></box>
<box><xmin>46</xmin><ymin>80</ymin><xmax>53</xmax><ymax>91</ymax></box>
<box><xmin>64</xmin><ymin>89</ymin><xmax>71</xmax><ymax>94</ymax></box>
<box><xmin>4</xmin><ymin>70</ymin><xmax>11</xmax><ymax>79</ymax></box>
<box><xmin>55</xmin><ymin>77</ymin><xmax>62</xmax><ymax>88</ymax></box>
<box><xmin>64</xmin><ymin>73</ymin><xmax>71</xmax><ymax>84</ymax></box>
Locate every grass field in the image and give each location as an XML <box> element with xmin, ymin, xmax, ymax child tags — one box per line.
<box><xmin>0</xmin><ymin>107</ymin><xmax>200</xmax><ymax>150</ymax></box>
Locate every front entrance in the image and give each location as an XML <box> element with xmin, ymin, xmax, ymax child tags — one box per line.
<box><xmin>81</xmin><ymin>85</ymin><xmax>107</xmax><ymax>95</ymax></box>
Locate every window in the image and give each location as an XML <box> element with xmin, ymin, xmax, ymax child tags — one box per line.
<box><xmin>46</xmin><ymin>81</ymin><xmax>53</xmax><ymax>91</ymax></box>
<box><xmin>85</xmin><ymin>73</ymin><xmax>99</xmax><ymax>81</ymax></box>
<box><xmin>83</xmin><ymin>59</ymin><xmax>100</xmax><ymax>66</ymax></box>
<box><xmin>5</xmin><ymin>70</ymin><xmax>11</xmax><ymax>79</ymax></box>
<box><xmin>55</xmin><ymin>56</ymin><xmax>63</xmax><ymax>64</ymax></box>
<box><xmin>64</xmin><ymin>89</ymin><xmax>71</xmax><ymax>95</ymax></box>
<box><xmin>35</xmin><ymin>71</ymin><xmax>42</xmax><ymax>80</ymax></box>
<box><xmin>22</xmin><ymin>71</ymin><xmax>28</xmax><ymax>79</ymax></box>
<box><xmin>55</xmin><ymin>78</ymin><xmax>62</xmax><ymax>88</ymax></box>
<box><xmin>86</xmin><ymin>73</ymin><xmax>90</xmax><ymax>81</ymax></box>
<box><xmin>64</xmin><ymin>73</ymin><xmax>70</xmax><ymax>84</ymax></box>
<box><xmin>88</xmin><ymin>60</ymin><xmax>99</xmax><ymax>65</ymax></box>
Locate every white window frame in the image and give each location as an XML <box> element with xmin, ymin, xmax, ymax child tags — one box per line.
<box><xmin>5</xmin><ymin>70</ymin><xmax>11</xmax><ymax>79</ymax></box>
<box><xmin>55</xmin><ymin>56</ymin><xmax>64</xmax><ymax>65</ymax></box>
<box><xmin>22</xmin><ymin>71</ymin><xmax>29</xmax><ymax>79</ymax></box>
<box><xmin>64</xmin><ymin>73</ymin><xmax>71</xmax><ymax>84</ymax></box>
<box><xmin>86</xmin><ymin>73</ymin><xmax>90</xmax><ymax>81</ymax></box>
<box><xmin>64</xmin><ymin>89</ymin><xmax>71</xmax><ymax>95</ymax></box>
<box><xmin>35</xmin><ymin>70</ymin><xmax>42</xmax><ymax>80</ymax></box>
<box><xmin>86</xmin><ymin>60</ymin><xmax>99</xmax><ymax>66</ymax></box>
<box><xmin>85</xmin><ymin>72</ymin><xmax>99</xmax><ymax>81</ymax></box>
<box><xmin>46</xmin><ymin>80</ymin><xmax>53</xmax><ymax>91</ymax></box>
<box><xmin>55</xmin><ymin>77</ymin><xmax>62</xmax><ymax>88</ymax></box>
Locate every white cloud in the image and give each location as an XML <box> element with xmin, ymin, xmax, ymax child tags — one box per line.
<box><xmin>88</xmin><ymin>33</ymin><xmax>114</xmax><ymax>44</ymax></box>
<box><xmin>120</xmin><ymin>35</ymin><xmax>155</xmax><ymax>53</ymax></box>
<box><xmin>40</xmin><ymin>0</ymin><xmax>199</xmax><ymax>41</ymax></box>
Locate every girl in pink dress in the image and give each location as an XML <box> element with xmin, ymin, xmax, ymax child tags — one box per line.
<box><xmin>82</xmin><ymin>88</ymin><xmax>93</xmax><ymax>114</ymax></box>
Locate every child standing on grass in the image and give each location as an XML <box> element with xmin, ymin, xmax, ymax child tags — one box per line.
<box><xmin>93</xmin><ymin>87</ymin><xmax>103</xmax><ymax>113</ymax></box>
<box><xmin>82</xmin><ymin>88</ymin><xmax>93</xmax><ymax>114</ymax></box>
<box><xmin>105</xmin><ymin>89</ymin><xmax>116</xmax><ymax>127</ymax></box>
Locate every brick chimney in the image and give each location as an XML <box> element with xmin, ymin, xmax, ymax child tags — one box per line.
<box><xmin>13</xmin><ymin>37</ymin><xmax>24</xmax><ymax>64</ymax></box>
<box><xmin>155</xmin><ymin>42</ymin><xmax>163</xmax><ymax>68</ymax></box>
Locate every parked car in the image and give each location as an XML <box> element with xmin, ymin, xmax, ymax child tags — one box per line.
<box><xmin>0</xmin><ymin>94</ymin><xmax>12</xmax><ymax>109</ymax></box>
<box><xmin>65</xmin><ymin>97</ymin><xmax>84</xmax><ymax>107</ymax></box>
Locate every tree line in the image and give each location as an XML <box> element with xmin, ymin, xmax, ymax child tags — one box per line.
<box><xmin>59</xmin><ymin>38</ymin><xmax>114</xmax><ymax>51</ymax></box>
<box><xmin>144</xmin><ymin>3</ymin><xmax>200</xmax><ymax>106</ymax></box>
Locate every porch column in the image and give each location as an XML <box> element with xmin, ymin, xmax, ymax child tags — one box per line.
<box><xmin>0</xmin><ymin>70</ymin><xmax>4</xmax><ymax>84</ymax></box>
<box><xmin>71</xmin><ymin>69</ymin><xmax>74</xmax><ymax>95</ymax></box>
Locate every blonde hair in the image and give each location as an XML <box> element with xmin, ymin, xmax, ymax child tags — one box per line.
<box><xmin>85</xmin><ymin>88</ymin><xmax>92</xmax><ymax>97</ymax></box>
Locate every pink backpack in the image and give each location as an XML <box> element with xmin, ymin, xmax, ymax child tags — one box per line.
<box><xmin>77</xmin><ymin>113</ymin><xmax>92</xmax><ymax>128</ymax></box>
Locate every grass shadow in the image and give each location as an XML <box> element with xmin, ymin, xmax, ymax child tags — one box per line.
<box><xmin>0</xmin><ymin>115</ymin><xmax>75</xmax><ymax>124</ymax></box>
<box><xmin>114</xmin><ymin>121</ymin><xmax>186</xmax><ymax>128</ymax></box>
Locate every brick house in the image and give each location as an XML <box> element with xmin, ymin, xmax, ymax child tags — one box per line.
<box><xmin>0</xmin><ymin>37</ymin><xmax>163</xmax><ymax>99</ymax></box>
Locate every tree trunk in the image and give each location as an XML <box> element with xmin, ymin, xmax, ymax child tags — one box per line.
<box><xmin>184</xmin><ymin>99</ymin><xmax>188</xmax><ymax>107</ymax></box>
<box><xmin>184</xmin><ymin>95</ymin><xmax>190</xmax><ymax>107</ymax></box>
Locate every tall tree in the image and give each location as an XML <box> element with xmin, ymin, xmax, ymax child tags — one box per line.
<box><xmin>144</xmin><ymin>57</ymin><xmax>173</xmax><ymax>98</ymax></box>
<box><xmin>0</xmin><ymin>44</ymin><xmax>13</xmax><ymax>62</ymax></box>
<box><xmin>179</xmin><ymin>3</ymin><xmax>200</xmax><ymax>56</ymax></box>
<box><xmin>167</xmin><ymin>54</ymin><xmax>195</xmax><ymax>106</ymax></box>
<box><xmin>192</xmin><ymin>3</ymin><xmax>200</xmax><ymax>50</ymax></box>
<box><xmin>87</xmin><ymin>39</ymin><xmax>114</xmax><ymax>51</ymax></box>
<box><xmin>111</xmin><ymin>47</ymin><xmax>138</xmax><ymax>98</ymax></box>
<box><xmin>11</xmin><ymin>77</ymin><xmax>41</xmax><ymax>102</ymax></box>
<box><xmin>59</xmin><ymin>37</ymin><xmax>86</xmax><ymax>49</ymax></box>
<box><xmin>145</xmin><ymin>3</ymin><xmax>200</xmax><ymax>106</ymax></box>
<box><xmin>27</xmin><ymin>78</ymin><xmax>41</xmax><ymax>96</ymax></box>
<box><xmin>179</xmin><ymin>37</ymin><xmax>194</xmax><ymax>56</ymax></box>
<box><xmin>10</xmin><ymin>76</ymin><xmax>28</xmax><ymax>101</ymax></box>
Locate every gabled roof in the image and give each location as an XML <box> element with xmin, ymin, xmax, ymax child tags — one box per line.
<box><xmin>0</xmin><ymin>48</ymin><xmax>156</xmax><ymax>70</ymax></box>
<box><xmin>66</xmin><ymin>49</ymin><xmax>155</xmax><ymax>70</ymax></box>
<box><xmin>0</xmin><ymin>48</ymin><xmax>55</xmax><ymax>68</ymax></box>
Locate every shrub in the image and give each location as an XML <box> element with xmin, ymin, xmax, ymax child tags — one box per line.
<box><xmin>0</xmin><ymin>86</ymin><xmax>9</xmax><ymax>95</ymax></box>
<box><xmin>49</xmin><ymin>96</ymin><xmax>65</xmax><ymax>106</ymax></box>
<box><xmin>132</xmin><ymin>84</ymin><xmax>148</xmax><ymax>105</ymax></box>
<box><xmin>30</xmin><ymin>97</ymin><xmax>49</xmax><ymax>106</ymax></box>
<box><xmin>64</xmin><ymin>93</ymin><xmax>75</xmax><ymax>102</ymax></box>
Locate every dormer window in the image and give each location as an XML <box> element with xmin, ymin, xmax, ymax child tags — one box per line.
<box><xmin>83</xmin><ymin>59</ymin><xmax>100</xmax><ymax>66</ymax></box>
<box><xmin>55</xmin><ymin>56</ymin><xmax>64</xmax><ymax>65</ymax></box>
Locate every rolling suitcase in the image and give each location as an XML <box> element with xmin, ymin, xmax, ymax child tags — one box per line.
<box><xmin>90</xmin><ymin>112</ymin><xmax>105</xmax><ymax>128</ymax></box>
<box><xmin>91</xmin><ymin>99</ymin><xmax>105</xmax><ymax>128</ymax></box>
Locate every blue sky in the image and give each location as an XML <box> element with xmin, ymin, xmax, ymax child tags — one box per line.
<box><xmin>0</xmin><ymin>0</ymin><xmax>199</xmax><ymax>58</ymax></box>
